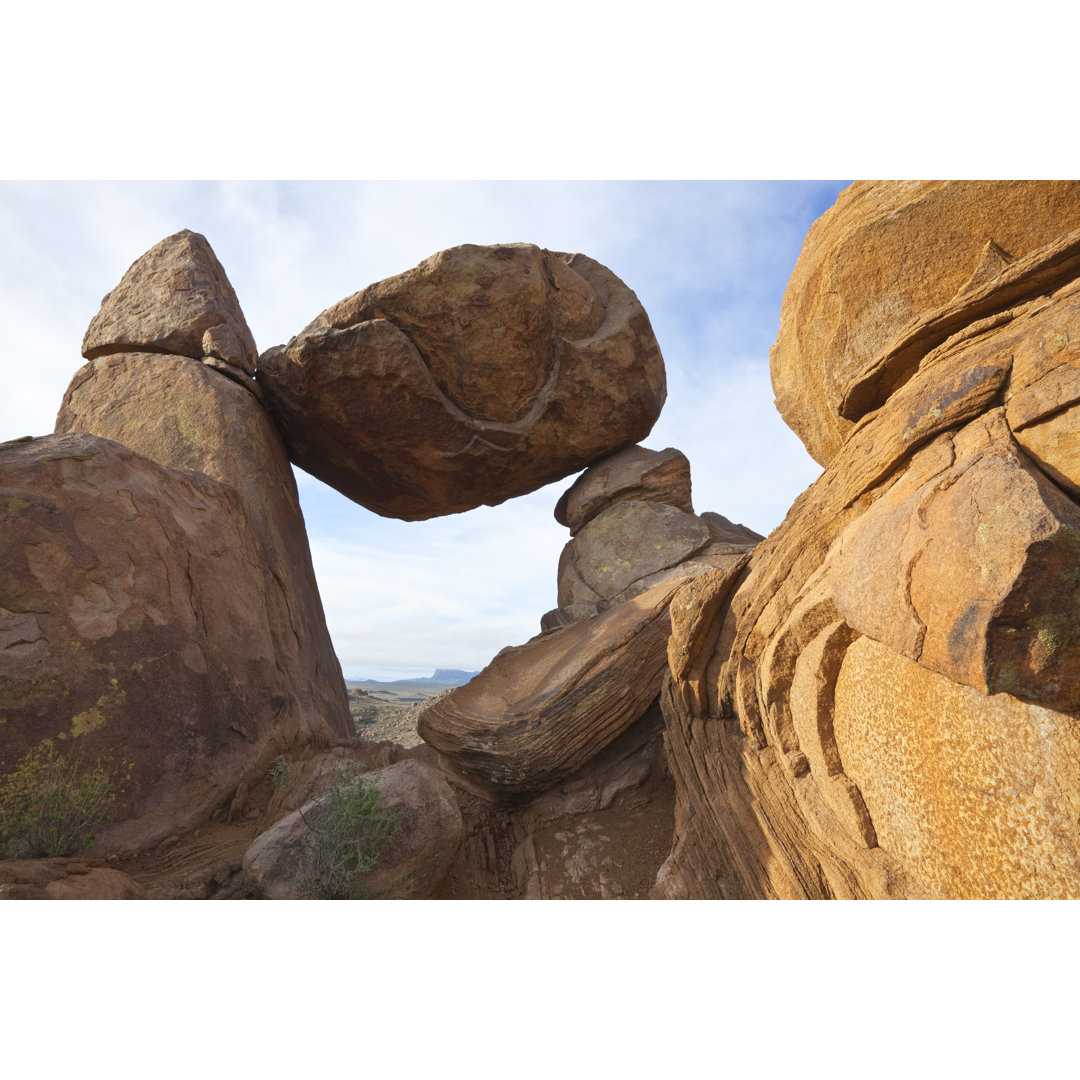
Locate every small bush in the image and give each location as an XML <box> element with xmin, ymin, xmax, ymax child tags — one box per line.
<box><xmin>0</xmin><ymin>741</ymin><xmax>120</xmax><ymax>859</ymax></box>
<box><xmin>270</xmin><ymin>755</ymin><xmax>292</xmax><ymax>791</ymax></box>
<box><xmin>302</xmin><ymin>764</ymin><xmax>402</xmax><ymax>900</ymax></box>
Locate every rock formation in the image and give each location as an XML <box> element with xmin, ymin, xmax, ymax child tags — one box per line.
<box><xmin>82</xmin><ymin>229</ymin><xmax>258</xmax><ymax>377</ymax></box>
<box><xmin>257</xmin><ymin>244</ymin><xmax>666</xmax><ymax>520</ymax></box>
<box><xmin>4</xmin><ymin>231</ymin><xmax>351</xmax><ymax>854</ymax></box>
<box><xmin>3</xmin><ymin>229</ymin><xmax>677</xmax><ymax>899</ymax></box>
<box><xmin>658</xmin><ymin>181</ymin><xmax>1080</xmax><ymax>900</ymax></box>
<box><xmin>417</xmin><ymin>580</ymin><xmax>685</xmax><ymax>798</ymax></box>
<box><xmin>13</xmin><ymin>190</ymin><xmax>1080</xmax><ymax>902</ymax></box>
<box><xmin>771</xmin><ymin>180</ymin><xmax>1080</xmax><ymax>466</ymax></box>
<box><xmin>243</xmin><ymin>758</ymin><xmax>465</xmax><ymax>900</ymax></box>
<box><xmin>545</xmin><ymin>444</ymin><xmax>760</xmax><ymax>627</ymax></box>
<box><xmin>0</xmin><ymin>858</ymin><xmax>147</xmax><ymax>899</ymax></box>
<box><xmin>0</xmin><ymin>432</ymin><xmax>345</xmax><ymax>853</ymax></box>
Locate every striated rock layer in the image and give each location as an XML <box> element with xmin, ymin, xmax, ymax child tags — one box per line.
<box><xmin>257</xmin><ymin>244</ymin><xmax>666</xmax><ymax>520</ymax></box>
<box><xmin>659</xmin><ymin>182</ymin><xmax>1080</xmax><ymax>900</ymax></box>
<box><xmin>772</xmin><ymin>180</ymin><xmax>1080</xmax><ymax>466</ymax></box>
<box><xmin>418</xmin><ymin>580</ymin><xmax>684</xmax><ymax>798</ymax></box>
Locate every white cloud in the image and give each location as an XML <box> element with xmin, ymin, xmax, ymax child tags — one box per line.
<box><xmin>1</xmin><ymin>180</ymin><xmax>840</xmax><ymax>678</ymax></box>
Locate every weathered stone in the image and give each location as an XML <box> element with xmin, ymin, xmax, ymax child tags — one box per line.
<box><xmin>771</xmin><ymin>181</ymin><xmax>1080</xmax><ymax>466</ymax></box>
<box><xmin>556</xmin><ymin>500</ymin><xmax>752</xmax><ymax>612</ymax></box>
<box><xmin>0</xmin><ymin>433</ymin><xmax>344</xmax><ymax>854</ymax></box>
<box><xmin>257</xmin><ymin>244</ymin><xmax>666</xmax><ymax>520</ymax></box>
<box><xmin>658</xmin><ymin>183</ymin><xmax>1080</xmax><ymax>900</ymax></box>
<box><xmin>539</xmin><ymin>602</ymin><xmax>599</xmax><ymax>632</ymax></box>
<box><xmin>554</xmin><ymin>445</ymin><xmax>692</xmax><ymax>535</ymax></box>
<box><xmin>416</xmin><ymin>581</ymin><xmax>684</xmax><ymax>798</ymax></box>
<box><xmin>830</xmin><ymin>410</ymin><xmax>1080</xmax><ymax>709</ymax></box>
<box><xmin>54</xmin><ymin>352</ymin><xmax>351</xmax><ymax>746</ymax></box>
<box><xmin>700</xmin><ymin>512</ymin><xmax>765</xmax><ymax>545</ymax></box>
<box><xmin>82</xmin><ymin>230</ymin><xmax>258</xmax><ymax>376</ymax></box>
<box><xmin>426</xmin><ymin>701</ymin><xmax>675</xmax><ymax>900</ymax></box>
<box><xmin>832</xmin><ymin>635</ymin><xmax>1080</xmax><ymax>899</ymax></box>
<box><xmin>0</xmin><ymin>859</ymin><xmax>148</xmax><ymax>900</ymax></box>
<box><xmin>242</xmin><ymin>759</ymin><xmax>465</xmax><ymax>900</ymax></box>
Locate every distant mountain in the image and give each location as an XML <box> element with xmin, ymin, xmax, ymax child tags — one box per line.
<box><xmin>428</xmin><ymin>669</ymin><xmax>478</xmax><ymax>685</ymax></box>
<box><xmin>353</xmin><ymin>669</ymin><xmax>478</xmax><ymax>688</ymax></box>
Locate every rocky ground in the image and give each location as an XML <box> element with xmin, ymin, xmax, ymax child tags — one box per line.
<box><xmin>349</xmin><ymin>689</ymin><xmax>448</xmax><ymax>748</ymax></box>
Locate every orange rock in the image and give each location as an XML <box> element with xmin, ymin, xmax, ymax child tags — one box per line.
<box><xmin>660</xmin><ymin>182</ymin><xmax>1080</xmax><ymax>899</ymax></box>
<box><xmin>771</xmin><ymin>181</ymin><xmax>1080</xmax><ymax>466</ymax></box>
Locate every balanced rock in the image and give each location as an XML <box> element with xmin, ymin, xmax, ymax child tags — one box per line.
<box><xmin>658</xmin><ymin>182</ymin><xmax>1080</xmax><ymax>900</ymax></box>
<box><xmin>554</xmin><ymin>445</ymin><xmax>693</xmax><ymax>535</ymax></box>
<box><xmin>771</xmin><ymin>181</ymin><xmax>1080</xmax><ymax>466</ymax></box>
<box><xmin>417</xmin><ymin>580</ymin><xmax>684</xmax><ymax>798</ymax></box>
<box><xmin>243</xmin><ymin>759</ymin><xmax>465</xmax><ymax>899</ymax></box>
<box><xmin>82</xmin><ymin>229</ymin><xmax>258</xmax><ymax>376</ymax></box>
<box><xmin>257</xmin><ymin>244</ymin><xmax>666</xmax><ymax>520</ymax></box>
<box><xmin>0</xmin><ymin>433</ymin><xmax>345</xmax><ymax>854</ymax></box>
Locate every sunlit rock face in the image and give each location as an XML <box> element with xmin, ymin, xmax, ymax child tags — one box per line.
<box><xmin>256</xmin><ymin>244</ymin><xmax>667</xmax><ymax>520</ymax></box>
<box><xmin>770</xmin><ymin>180</ymin><xmax>1080</xmax><ymax>467</ymax></box>
<box><xmin>658</xmin><ymin>181</ymin><xmax>1080</xmax><ymax>900</ymax></box>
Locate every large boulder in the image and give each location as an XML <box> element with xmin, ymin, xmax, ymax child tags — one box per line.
<box><xmin>658</xmin><ymin>183</ymin><xmax>1080</xmax><ymax>900</ymax></box>
<box><xmin>554</xmin><ymin>445</ymin><xmax>693</xmax><ymax>535</ymax></box>
<box><xmin>82</xmin><ymin>229</ymin><xmax>258</xmax><ymax>376</ymax></box>
<box><xmin>256</xmin><ymin>244</ymin><xmax>666</xmax><ymax>520</ymax></box>
<box><xmin>417</xmin><ymin>580</ymin><xmax>684</xmax><ymax>798</ymax></box>
<box><xmin>242</xmin><ymin>759</ymin><xmax>465</xmax><ymax>899</ymax></box>
<box><xmin>545</xmin><ymin>445</ymin><xmax>760</xmax><ymax>630</ymax></box>
<box><xmin>0</xmin><ymin>859</ymin><xmax>147</xmax><ymax>900</ymax></box>
<box><xmin>771</xmin><ymin>181</ymin><xmax>1080</xmax><ymax>466</ymax></box>
<box><xmin>54</xmin><ymin>352</ymin><xmax>350</xmax><ymax>746</ymax></box>
<box><xmin>55</xmin><ymin>230</ymin><xmax>352</xmax><ymax>809</ymax></box>
<box><xmin>555</xmin><ymin>500</ymin><xmax>754</xmax><ymax>614</ymax></box>
<box><xmin>0</xmin><ymin>433</ymin><xmax>344</xmax><ymax>854</ymax></box>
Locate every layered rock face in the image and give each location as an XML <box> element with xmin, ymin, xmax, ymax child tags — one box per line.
<box><xmin>772</xmin><ymin>180</ymin><xmax>1080</xmax><ymax>466</ymax></box>
<box><xmin>418</xmin><ymin>580</ymin><xmax>685</xmax><ymax>798</ymax></box>
<box><xmin>659</xmin><ymin>181</ymin><xmax>1080</xmax><ymax>899</ymax></box>
<box><xmin>257</xmin><ymin>244</ymin><xmax>666</xmax><ymax>520</ymax></box>
<box><xmin>414</xmin><ymin>443</ymin><xmax>760</xmax><ymax>896</ymax></box>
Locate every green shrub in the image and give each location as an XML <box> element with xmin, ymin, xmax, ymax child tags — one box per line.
<box><xmin>270</xmin><ymin>754</ymin><xmax>292</xmax><ymax>790</ymax></box>
<box><xmin>0</xmin><ymin>740</ymin><xmax>120</xmax><ymax>859</ymax></box>
<box><xmin>301</xmin><ymin>764</ymin><xmax>402</xmax><ymax>900</ymax></box>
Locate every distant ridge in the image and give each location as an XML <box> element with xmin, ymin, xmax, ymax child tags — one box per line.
<box><xmin>428</xmin><ymin>669</ymin><xmax>478</xmax><ymax>685</ymax></box>
<box><xmin>353</xmin><ymin>669</ymin><xmax>478</xmax><ymax>688</ymax></box>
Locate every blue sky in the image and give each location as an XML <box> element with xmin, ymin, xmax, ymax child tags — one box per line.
<box><xmin>1</xmin><ymin>181</ymin><xmax>846</xmax><ymax>679</ymax></box>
